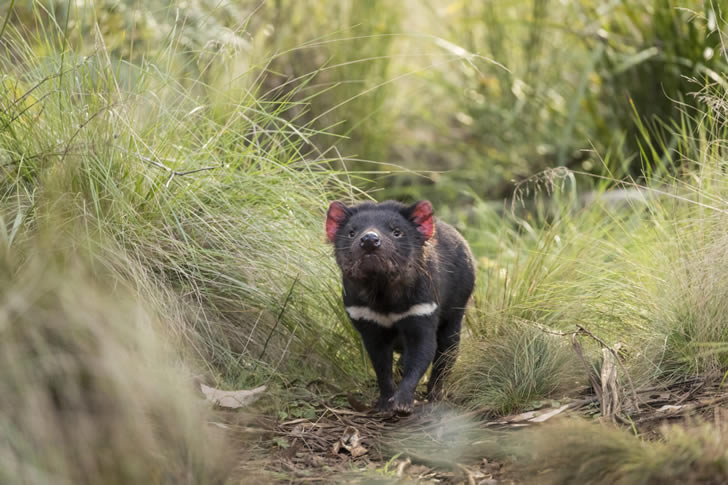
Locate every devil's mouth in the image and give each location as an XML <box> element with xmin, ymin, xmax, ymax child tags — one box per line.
<box><xmin>359</xmin><ymin>253</ymin><xmax>383</xmax><ymax>266</ymax></box>
<box><xmin>344</xmin><ymin>252</ymin><xmax>393</xmax><ymax>278</ymax></box>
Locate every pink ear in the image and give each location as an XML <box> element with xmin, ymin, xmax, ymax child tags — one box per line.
<box><xmin>326</xmin><ymin>201</ymin><xmax>349</xmax><ymax>242</ymax></box>
<box><xmin>410</xmin><ymin>200</ymin><xmax>434</xmax><ymax>240</ymax></box>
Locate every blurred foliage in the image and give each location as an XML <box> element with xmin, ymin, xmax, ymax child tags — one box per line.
<box><xmin>9</xmin><ymin>1</ymin><xmax>726</xmax><ymax>205</ymax></box>
<box><xmin>423</xmin><ymin>0</ymin><xmax>727</xmax><ymax>200</ymax></box>
<box><xmin>260</xmin><ymin>0</ymin><xmax>403</xmax><ymax>166</ymax></box>
<box><xmin>0</xmin><ymin>247</ymin><xmax>232</xmax><ymax>484</ymax></box>
<box><xmin>245</xmin><ymin>0</ymin><xmax>728</xmax><ymax>204</ymax></box>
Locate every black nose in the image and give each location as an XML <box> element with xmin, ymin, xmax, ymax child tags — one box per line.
<box><xmin>360</xmin><ymin>231</ymin><xmax>381</xmax><ymax>251</ymax></box>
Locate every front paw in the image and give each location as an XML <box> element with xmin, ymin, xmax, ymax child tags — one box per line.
<box><xmin>389</xmin><ymin>392</ymin><xmax>415</xmax><ymax>415</ymax></box>
<box><xmin>375</xmin><ymin>394</ymin><xmax>395</xmax><ymax>412</ymax></box>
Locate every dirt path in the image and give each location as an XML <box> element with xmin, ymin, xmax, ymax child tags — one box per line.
<box><xmin>214</xmin><ymin>377</ymin><xmax>728</xmax><ymax>484</ymax></box>
<box><xmin>268</xmin><ymin>401</ymin><xmax>515</xmax><ymax>484</ymax></box>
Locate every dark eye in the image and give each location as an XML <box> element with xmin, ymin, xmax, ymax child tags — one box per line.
<box><xmin>392</xmin><ymin>228</ymin><xmax>402</xmax><ymax>238</ymax></box>
<box><xmin>348</xmin><ymin>230</ymin><xmax>356</xmax><ymax>238</ymax></box>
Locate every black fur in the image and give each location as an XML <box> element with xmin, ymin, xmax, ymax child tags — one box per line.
<box><xmin>326</xmin><ymin>200</ymin><xmax>476</xmax><ymax>414</ymax></box>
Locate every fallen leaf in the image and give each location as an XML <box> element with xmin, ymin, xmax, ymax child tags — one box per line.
<box><xmin>331</xmin><ymin>441</ymin><xmax>341</xmax><ymax>455</ymax></box>
<box><xmin>332</xmin><ymin>426</ymin><xmax>368</xmax><ymax>458</ymax></box>
<box><xmin>656</xmin><ymin>404</ymin><xmax>686</xmax><ymax>412</ymax></box>
<box><xmin>279</xmin><ymin>438</ymin><xmax>301</xmax><ymax>460</ymax></box>
<box><xmin>273</xmin><ymin>436</ymin><xmax>290</xmax><ymax>449</ymax></box>
<box><xmin>396</xmin><ymin>458</ymin><xmax>411</xmax><ymax>477</ymax></box>
<box><xmin>408</xmin><ymin>464</ymin><xmax>431</xmax><ymax>477</ymax></box>
<box><xmin>506</xmin><ymin>411</ymin><xmax>538</xmax><ymax>423</ymax></box>
<box><xmin>199</xmin><ymin>383</ymin><xmax>266</xmax><ymax>409</ymax></box>
<box><xmin>528</xmin><ymin>404</ymin><xmax>571</xmax><ymax>423</ymax></box>
<box><xmin>347</xmin><ymin>392</ymin><xmax>369</xmax><ymax>412</ymax></box>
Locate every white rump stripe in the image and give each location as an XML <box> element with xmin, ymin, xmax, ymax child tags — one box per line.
<box><xmin>345</xmin><ymin>302</ymin><xmax>438</xmax><ymax>328</ymax></box>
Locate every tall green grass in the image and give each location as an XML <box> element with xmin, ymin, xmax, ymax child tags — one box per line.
<box><xmin>20</xmin><ymin>1</ymin><xmax>719</xmax><ymax>206</ymax></box>
<box><xmin>1</xmin><ymin>1</ymin><xmax>372</xmax><ymax>391</ymax></box>
<box><xmin>448</xmin><ymin>81</ymin><xmax>728</xmax><ymax>412</ymax></box>
<box><xmin>259</xmin><ymin>0</ymin><xmax>403</xmax><ymax>167</ymax></box>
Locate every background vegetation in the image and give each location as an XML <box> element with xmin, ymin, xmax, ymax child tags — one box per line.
<box><xmin>4</xmin><ymin>0</ymin><xmax>728</xmax><ymax>483</ymax></box>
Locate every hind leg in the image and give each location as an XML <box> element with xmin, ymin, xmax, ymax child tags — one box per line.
<box><xmin>427</xmin><ymin>309</ymin><xmax>465</xmax><ymax>401</ymax></box>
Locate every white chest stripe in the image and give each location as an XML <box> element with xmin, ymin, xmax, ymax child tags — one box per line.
<box><xmin>345</xmin><ymin>303</ymin><xmax>438</xmax><ymax>328</ymax></box>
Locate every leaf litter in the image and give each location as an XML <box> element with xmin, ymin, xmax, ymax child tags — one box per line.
<box><xmin>211</xmin><ymin>374</ymin><xmax>728</xmax><ymax>483</ymax></box>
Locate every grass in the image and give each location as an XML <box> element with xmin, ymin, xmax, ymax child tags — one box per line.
<box><xmin>640</xmin><ymin>206</ymin><xmax>728</xmax><ymax>382</ymax></box>
<box><xmin>510</xmin><ymin>418</ymin><xmax>728</xmax><ymax>485</ymax></box>
<box><xmin>449</xmin><ymin>323</ymin><xmax>584</xmax><ymax>415</ymax></box>
<box><xmin>258</xmin><ymin>0</ymin><xmax>404</xmax><ymax>168</ymax></box>
<box><xmin>444</xmin><ymin>81</ymin><xmax>728</xmax><ymax>414</ymax></box>
<box><xmin>1</xmin><ymin>4</ymin><xmax>369</xmax><ymax>388</ymax></box>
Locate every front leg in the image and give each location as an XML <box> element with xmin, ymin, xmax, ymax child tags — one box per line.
<box><xmin>353</xmin><ymin>321</ymin><xmax>396</xmax><ymax>410</ymax></box>
<box><xmin>391</xmin><ymin>316</ymin><xmax>438</xmax><ymax>414</ymax></box>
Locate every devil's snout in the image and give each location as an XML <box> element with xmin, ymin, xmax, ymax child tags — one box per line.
<box><xmin>359</xmin><ymin>231</ymin><xmax>381</xmax><ymax>251</ymax></box>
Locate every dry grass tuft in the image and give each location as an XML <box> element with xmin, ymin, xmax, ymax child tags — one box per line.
<box><xmin>448</xmin><ymin>323</ymin><xmax>585</xmax><ymax>415</ymax></box>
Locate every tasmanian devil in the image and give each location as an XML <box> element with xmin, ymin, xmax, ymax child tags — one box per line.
<box><xmin>326</xmin><ymin>200</ymin><xmax>475</xmax><ymax>414</ymax></box>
